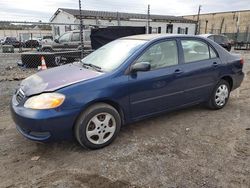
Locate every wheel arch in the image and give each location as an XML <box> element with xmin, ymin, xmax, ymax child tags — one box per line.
<box><xmin>73</xmin><ymin>99</ymin><xmax>125</xmax><ymax>131</ymax></box>
<box><xmin>220</xmin><ymin>75</ymin><xmax>233</xmax><ymax>90</ymax></box>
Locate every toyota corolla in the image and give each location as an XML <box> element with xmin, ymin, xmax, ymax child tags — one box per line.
<box><xmin>11</xmin><ymin>34</ymin><xmax>244</xmax><ymax>149</ymax></box>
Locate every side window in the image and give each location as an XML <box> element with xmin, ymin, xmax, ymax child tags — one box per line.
<box><xmin>137</xmin><ymin>40</ymin><xmax>178</xmax><ymax>70</ymax></box>
<box><xmin>5</xmin><ymin>37</ymin><xmax>11</xmax><ymax>43</ymax></box>
<box><xmin>72</xmin><ymin>33</ymin><xmax>80</xmax><ymax>41</ymax></box>
<box><xmin>58</xmin><ymin>32</ymin><xmax>71</xmax><ymax>43</ymax></box>
<box><xmin>214</xmin><ymin>35</ymin><xmax>223</xmax><ymax>44</ymax></box>
<box><xmin>84</xmin><ymin>30</ymin><xmax>91</xmax><ymax>41</ymax></box>
<box><xmin>11</xmin><ymin>37</ymin><xmax>17</xmax><ymax>42</ymax></box>
<box><xmin>181</xmin><ymin>40</ymin><xmax>210</xmax><ymax>63</ymax></box>
<box><xmin>210</xmin><ymin>46</ymin><xmax>218</xmax><ymax>58</ymax></box>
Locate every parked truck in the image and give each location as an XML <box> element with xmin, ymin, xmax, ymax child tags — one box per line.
<box><xmin>40</xmin><ymin>30</ymin><xmax>91</xmax><ymax>52</ymax></box>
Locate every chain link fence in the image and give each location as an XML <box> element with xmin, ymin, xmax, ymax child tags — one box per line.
<box><xmin>0</xmin><ymin>21</ymin><xmax>149</xmax><ymax>69</ymax></box>
<box><xmin>0</xmin><ymin>21</ymin><xmax>94</xmax><ymax>68</ymax></box>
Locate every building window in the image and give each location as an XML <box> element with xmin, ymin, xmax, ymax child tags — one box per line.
<box><xmin>158</xmin><ymin>27</ymin><xmax>161</xmax><ymax>34</ymax></box>
<box><xmin>151</xmin><ymin>27</ymin><xmax>158</xmax><ymax>34</ymax></box>
<box><xmin>177</xmin><ymin>27</ymin><xmax>186</xmax><ymax>34</ymax></box>
<box><xmin>166</xmin><ymin>24</ymin><xmax>173</xmax><ymax>33</ymax></box>
<box><xmin>65</xmin><ymin>25</ymin><xmax>72</xmax><ymax>32</ymax></box>
<box><xmin>54</xmin><ymin>26</ymin><xmax>60</xmax><ymax>37</ymax></box>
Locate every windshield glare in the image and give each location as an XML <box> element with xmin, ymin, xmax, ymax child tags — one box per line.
<box><xmin>81</xmin><ymin>39</ymin><xmax>146</xmax><ymax>72</ymax></box>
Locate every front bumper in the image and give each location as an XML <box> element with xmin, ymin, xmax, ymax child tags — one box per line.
<box><xmin>10</xmin><ymin>96</ymin><xmax>80</xmax><ymax>142</ymax></box>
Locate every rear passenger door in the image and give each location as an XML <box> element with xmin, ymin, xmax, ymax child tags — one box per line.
<box><xmin>178</xmin><ymin>39</ymin><xmax>221</xmax><ymax>103</ymax></box>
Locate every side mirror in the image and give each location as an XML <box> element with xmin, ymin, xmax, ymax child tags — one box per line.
<box><xmin>54</xmin><ymin>39</ymin><xmax>59</xmax><ymax>43</ymax></box>
<box><xmin>130</xmin><ymin>62</ymin><xmax>151</xmax><ymax>73</ymax></box>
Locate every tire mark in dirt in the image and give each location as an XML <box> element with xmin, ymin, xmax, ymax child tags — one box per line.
<box><xmin>233</xmin><ymin>136</ymin><xmax>250</xmax><ymax>158</ymax></box>
<box><xmin>31</xmin><ymin>170</ymin><xmax>137</xmax><ymax>188</ymax></box>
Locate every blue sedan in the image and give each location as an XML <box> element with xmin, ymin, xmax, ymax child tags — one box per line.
<box><xmin>11</xmin><ymin>34</ymin><xmax>244</xmax><ymax>149</ymax></box>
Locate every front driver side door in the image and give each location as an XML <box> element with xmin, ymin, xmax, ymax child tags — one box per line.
<box><xmin>128</xmin><ymin>40</ymin><xmax>187</xmax><ymax>120</ymax></box>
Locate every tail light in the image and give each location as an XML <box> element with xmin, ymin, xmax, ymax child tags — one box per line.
<box><xmin>240</xmin><ymin>58</ymin><xmax>245</xmax><ymax>65</ymax></box>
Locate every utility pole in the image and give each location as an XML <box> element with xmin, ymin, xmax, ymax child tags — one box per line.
<box><xmin>196</xmin><ymin>5</ymin><xmax>201</xmax><ymax>35</ymax></box>
<box><xmin>79</xmin><ymin>0</ymin><xmax>84</xmax><ymax>59</ymax></box>
<box><xmin>117</xmin><ymin>12</ymin><xmax>121</xmax><ymax>26</ymax></box>
<box><xmin>219</xmin><ymin>17</ymin><xmax>225</xmax><ymax>34</ymax></box>
<box><xmin>205</xmin><ymin>20</ymin><xmax>208</xmax><ymax>33</ymax></box>
<box><xmin>147</xmin><ymin>4</ymin><xmax>150</xmax><ymax>34</ymax></box>
<box><xmin>236</xmin><ymin>12</ymin><xmax>240</xmax><ymax>41</ymax></box>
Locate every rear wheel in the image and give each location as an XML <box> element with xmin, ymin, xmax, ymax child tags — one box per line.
<box><xmin>207</xmin><ymin>80</ymin><xmax>230</xmax><ymax>110</ymax></box>
<box><xmin>74</xmin><ymin>103</ymin><xmax>121</xmax><ymax>149</ymax></box>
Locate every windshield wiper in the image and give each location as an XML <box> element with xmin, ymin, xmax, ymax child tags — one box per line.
<box><xmin>81</xmin><ymin>62</ymin><xmax>103</xmax><ymax>72</ymax></box>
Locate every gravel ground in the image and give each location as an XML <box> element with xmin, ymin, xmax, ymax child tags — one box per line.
<box><xmin>0</xmin><ymin>51</ymin><xmax>249</xmax><ymax>188</ymax></box>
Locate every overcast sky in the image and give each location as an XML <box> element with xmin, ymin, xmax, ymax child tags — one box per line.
<box><xmin>0</xmin><ymin>0</ymin><xmax>249</xmax><ymax>22</ymax></box>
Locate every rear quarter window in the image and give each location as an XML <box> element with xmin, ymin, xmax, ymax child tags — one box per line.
<box><xmin>209</xmin><ymin>46</ymin><xmax>218</xmax><ymax>58</ymax></box>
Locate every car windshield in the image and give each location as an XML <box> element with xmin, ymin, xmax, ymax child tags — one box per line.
<box><xmin>81</xmin><ymin>39</ymin><xmax>146</xmax><ymax>72</ymax></box>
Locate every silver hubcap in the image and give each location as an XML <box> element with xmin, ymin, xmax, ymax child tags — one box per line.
<box><xmin>215</xmin><ymin>84</ymin><xmax>229</xmax><ymax>106</ymax></box>
<box><xmin>86</xmin><ymin>113</ymin><xmax>116</xmax><ymax>145</ymax></box>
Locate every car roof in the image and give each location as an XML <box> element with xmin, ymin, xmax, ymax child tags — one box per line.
<box><xmin>199</xmin><ymin>34</ymin><xmax>213</xmax><ymax>38</ymax></box>
<box><xmin>199</xmin><ymin>34</ymin><xmax>228</xmax><ymax>38</ymax></box>
<box><xmin>122</xmin><ymin>34</ymin><xmax>204</xmax><ymax>41</ymax></box>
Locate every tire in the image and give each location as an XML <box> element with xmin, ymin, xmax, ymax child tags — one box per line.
<box><xmin>207</xmin><ymin>80</ymin><xmax>231</xmax><ymax>110</ymax></box>
<box><xmin>74</xmin><ymin>103</ymin><xmax>121</xmax><ymax>149</ymax></box>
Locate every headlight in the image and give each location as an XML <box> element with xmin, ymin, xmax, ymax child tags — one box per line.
<box><xmin>24</xmin><ymin>93</ymin><xmax>65</xmax><ymax>110</ymax></box>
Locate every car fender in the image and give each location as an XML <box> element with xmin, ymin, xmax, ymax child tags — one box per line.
<box><xmin>80</xmin><ymin>98</ymin><xmax>126</xmax><ymax>125</ymax></box>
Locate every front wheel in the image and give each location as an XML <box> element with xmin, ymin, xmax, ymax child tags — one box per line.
<box><xmin>74</xmin><ymin>103</ymin><xmax>121</xmax><ymax>149</ymax></box>
<box><xmin>207</xmin><ymin>80</ymin><xmax>231</xmax><ymax>110</ymax></box>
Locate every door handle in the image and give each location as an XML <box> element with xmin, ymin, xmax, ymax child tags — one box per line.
<box><xmin>212</xmin><ymin>62</ymin><xmax>218</xmax><ymax>67</ymax></box>
<box><xmin>174</xmin><ymin>69</ymin><xmax>183</xmax><ymax>74</ymax></box>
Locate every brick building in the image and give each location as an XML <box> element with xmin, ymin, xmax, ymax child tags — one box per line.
<box><xmin>183</xmin><ymin>10</ymin><xmax>250</xmax><ymax>42</ymax></box>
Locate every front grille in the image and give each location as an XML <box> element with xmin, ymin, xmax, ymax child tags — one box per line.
<box><xmin>16</xmin><ymin>89</ymin><xmax>25</xmax><ymax>103</ymax></box>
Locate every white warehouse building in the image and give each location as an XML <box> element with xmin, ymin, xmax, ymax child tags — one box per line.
<box><xmin>50</xmin><ymin>8</ymin><xmax>196</xmax><ymax>38</ymax></box>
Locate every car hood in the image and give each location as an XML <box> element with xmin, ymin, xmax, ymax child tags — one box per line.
<box><xmin>20</xmin><ymin>63</ymin><xmax>103</xmax><ymax>96</ymax></box>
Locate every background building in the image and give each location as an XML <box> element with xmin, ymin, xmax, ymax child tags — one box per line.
<box><xmin>183</xmin><ymin>10</ymin><xmax>250</xmax><ymax>42</ymax></box>
<box><xmin>50</xmin><ymin>8</ymin><xmax>196</xmax><ymax>38</ymax></box>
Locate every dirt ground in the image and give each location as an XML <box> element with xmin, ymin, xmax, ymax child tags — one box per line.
<box><xmin>0</xmin><ymin>51</ymin><xmax>249</xmax><ymax>188</ymax></box>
